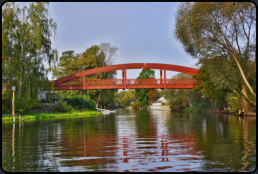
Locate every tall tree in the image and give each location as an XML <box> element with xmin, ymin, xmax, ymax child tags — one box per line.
<box><xmin>51</xmin><ymin>49</ymin><xmax>100</xmax><ymax>97</ymax></box>
<box><xmin>52</xmin><ymin>43</ymin><xmax>119</xmax><ymax>107</ymax></box>
<box><xmin>92</xmin><ymin>43</ymin><xmax>118</xmax><ymax>108</ymax></box>
<box><xmin>135</xmin><ymin>69</ymin><xmax>155</xmax><ymax>107</ymax></box>
<box><xmin>2</xmin><ymin>2</ymin><xmax>58</xmax><ymax>98</ymax></box>
<box><xmin>192</xmin><ymin>63</ymin><xmax>230</xmax><ymax>108</ymax></box>
<box><xmin>174</xmin><ymin>2</ymin><xmax>256</xmax><ymax>109</ymax></box>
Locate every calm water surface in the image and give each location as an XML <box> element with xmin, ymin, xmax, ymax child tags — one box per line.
<box><xmin>2</xmin><ymin>110</ymin><xmax>256</xmax><ymax>172</ymax></box>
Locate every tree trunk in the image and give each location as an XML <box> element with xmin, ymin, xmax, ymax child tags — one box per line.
<box><xmin>231</xmin><ymin>53</ymin><xmax>256</xmax><ymax>98</ymax></box>
<box><xmin>96</xmin><ymin>89</ymin><xmax>102</xmax><ymax>109</ymax></box>
<box><xmin>241</xmin><ymin>85</ymin><xmax>250</xmax><ymax>111</ymax></box>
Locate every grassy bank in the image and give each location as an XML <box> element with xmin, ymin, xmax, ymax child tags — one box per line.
<box><xmin>2</xmin><ymin>110</ymin><xmax>102</xmax><ymax>122</ymax></box>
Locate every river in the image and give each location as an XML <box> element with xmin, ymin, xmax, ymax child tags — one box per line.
<box><xmin>2</xmin><ymin>109</ymin><xmax>256</xmax><ymax>172</ymax></box>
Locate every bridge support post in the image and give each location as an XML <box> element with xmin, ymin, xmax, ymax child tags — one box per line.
<box><xmin>160</xmin><ymin>69</ymin><xmax>162</xmax><ymax>85</ymax></box>
<box><xmin>122</xmin><ymin>69</ymin><xmax>124</xmax><ymax>90</ymax></box>
<box><xmin>124</xmin><ymin>68</ymin><xmax>127</xmax><ymax>89</ymax></box>
<box><xmin>83</xmin><ymin>75</ymin><xmax>85</xmax><ymax>90</ymax></box>
<box><xmin>164</xmin><ymin>68</ymin><xmax>166</xmax><ymax>89</ymax></box>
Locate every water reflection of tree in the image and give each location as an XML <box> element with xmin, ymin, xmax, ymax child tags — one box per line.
<box><xmin>2</xmin><ymin>115</ymin><xmax>118</xmax><ymax>172</ymax></box>
<box><xmin>2</xmin><ymin>121</ymin><xmax>60</xmax><ymax>172</ymax></box>
<box><xmin>191</xmin><ymin>114</ymin><xmax>256</xmax><ymax>172</ymax></box>
<box><xmin>135</xmin><ymin>110</ymin><xmax>157</xmax><ymax>138</ymax></box>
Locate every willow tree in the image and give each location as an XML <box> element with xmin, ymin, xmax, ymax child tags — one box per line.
<box><xmin>174</xmin><ymin>2</ymin><xmax>256</xmax><ymax>109</ymax></box>
<box><xmin>2</xmin><ymin>2</ymin><xmax>58</xmax><ymax>98</ymax></box>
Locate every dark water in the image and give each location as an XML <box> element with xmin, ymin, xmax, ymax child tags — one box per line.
<box><xmin>2</xmin><ymin>110</ymin><xmax>256</xmax><ymax>172</ymax></box>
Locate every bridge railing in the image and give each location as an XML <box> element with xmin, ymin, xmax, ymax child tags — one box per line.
<box><xmin>86</xmin><ymin>79</ymin><xmax>124</xmax><ymax>86</ymax></box>
<box><xmin>56</xmin><ymin>78</ymin><xmax>196</xmax><ymax>87</ymax></box>
<box><xmin>56</xmin><ymin>79</ymin><xmax>83</xmax><ymax>86</ymax></box>
<box><xmin>167</xmin><ymin>79</ymin><xmax>196</xmax><ymax>85</ymax></box>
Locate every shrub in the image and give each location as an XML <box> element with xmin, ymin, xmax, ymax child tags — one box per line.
<box><xmin>184</xmin><ymin>107</ymin><xmax>194</xmax><ymax>113</ymax></box>
<box><xmin>2</xmin><ymin>96</ymin><xmax>44</xmax><ymax>114</ymax></box>
<box><xmin>63</xmin><ymin>94</ymin><xmax>96</xmax><ymax>111</ymax></box>
<box><xmin>54</xmin><ymin>101</ymin><xmax>73</xmax><ymax>113</ymax></box>
<box><xmin>183</xmin><ymin>102</ymin><xmax>212</xmax><ymax>113</ymax></box>
<box><xmin>225</xmin><ymin>90</ymin><xmax>242</xmax><ymax>112</ymax></box>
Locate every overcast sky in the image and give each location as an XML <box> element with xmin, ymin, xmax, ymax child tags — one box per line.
<box><xmin>16</xmin><ymin>2</ymin><xmax>198</xmax><ymax>80</ymax></box>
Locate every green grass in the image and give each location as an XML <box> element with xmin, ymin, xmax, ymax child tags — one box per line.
<box><xmin>2</xmin><ymin>110</ymin><xmax>102</xmax><ymax>121</ymax></box>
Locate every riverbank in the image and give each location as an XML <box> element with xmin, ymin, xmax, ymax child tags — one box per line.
<box><xmin>2</xmin><ymin>110</ymin><xmax>102</xmax><ymax>122</ymax></box>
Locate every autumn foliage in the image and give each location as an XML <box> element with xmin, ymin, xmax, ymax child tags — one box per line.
<box><xmin>147</xmin><ymin>89</ymin><xmax>157</xmax><ymax>103</ymax></box>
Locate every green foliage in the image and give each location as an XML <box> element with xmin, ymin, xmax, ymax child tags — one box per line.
<box><xmin>184</xmin><ymin>102</ymin><xmax>212</xmax><ymax>113</ymax></box>
<box><xmin>2</xmin><ymin>110</ymin><xmax>101</xmax><ymax>121</ymax></box>
<box><xmin>52</xmin><ymin>43</ymin><xmax>118</xmax><ymax>106</ymax></box>
<box><xmin>192</xmin><ymin>102</ymin><xmax>211</xmax><ymax>112</ymax></box>
<box><xmin>135</xmin><ymin>69</ymin><xmax>155</xmax><ymax>108</ymax></box>
<box><xmin>136</xmin><ymin>88</ymin><xmax>148</xmax><ymax>108</ymax></box>
<box><xmin>63</xmin><ymin>94</ymin><xmax>96</xmax><ymax>111</ymax></box>
<box><xmin>137</xmin><ymin>69</ymin><xmax>155</xmax><ymax>79</ymax></box>
<box><xmin>174</xmin><ymin>2</ymin><xmax>256</xmax><ymax>101</ymax></box>
<box><xmin>192</xmin><ymin>65</ymin><xmax>230</xmax><ymax>106</ymax></box>
<box><xmin>2</xmin><ymin>2</ymin><xmax>58</xmax><ymax>99</ymax></box>
<box><xmin>2</xmin><ymin>93</ymin><xmax>43</xmax><ymax>114</ymax></box>
<box><xmin>225</xmin><ymin>90</ymin><xmax>242</xmax><ymax>112</ymax></box>
<box><xmin>121</xmin><ymin>89</ymin><xmax>136</xmax><ymax>107</ymax></box>
<box><xmin>54</xmin><ymin>101</ymin><xmax>73</xmax><ymax>113</ymax></box>
<box><xmin>166</xmin><ymin>73</ymin><xmax>193</xmax><ymax>110</ymax></box>
<box><xmin>184</xmin><ymin>107</ymin><xmax>194</xmax><ymax>113</ymax></box>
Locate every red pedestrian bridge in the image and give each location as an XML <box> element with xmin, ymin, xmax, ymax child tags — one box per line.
<box><xmin>54</xmin><ymin>63</ymin><xmax>198</xmax><ymax>90</ymax></box>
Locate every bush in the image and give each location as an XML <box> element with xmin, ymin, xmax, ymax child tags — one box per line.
<box><xmin>183</xmin><ymin>102</ymin><xmax>212</xmax><ymax>113</ymax></box>
<box><xmin>2</xmin><ymin>96</ymin><xmax>44</xmax><ymax>114</ymax></box>
<box><xmin>184</xmin><ymin>107</ymin><xmax>194</xmax><ymax>113</ymax></box>
<box><xmin>131</xmin><ymin>103</ymin><xmax>139</xmax><ymax>110</ymax></box>
<box><xmin>193</xmin><ymin>102</ymin><xmax>211</xmax><ymax>112</ymax></box>
<box><xmin>54</xmin><ymin>101</ymin><xmax>73</xmax><ymax>113</ymax></box>
<box><xmin>225</xmin><ymin>90</ymin><xmax>242</xmax><ymax>112</ymax></box>
<box><xmin>63</xmin><ymin>94</ymin><xmax>96</xmax><ymax>111</ymax></box>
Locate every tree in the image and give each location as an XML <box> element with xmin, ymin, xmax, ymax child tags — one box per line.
<box><xmin>114</xmin><ymin>91</ymin><xmax>126</xmax><ymax>107</ymax></box>
<box><xmin>166</xmin><ymin>73</ymin><xmax>193</xmax><ymax>110</ymax></box>
<box><xmin>52</xmin><ymin>43</ymin><xmax>119</xmax><ymax>108</ymax></box>
<box><xmin>2</xmin><ymin>2</ymin><xmax>58</xmax><ymax>98</ymax></box>
<box><xmin>121</xmin><ymin>89</ymin><xmax>136</xmax><ymax>107</ymax></box>
<box><xmin>147</xmin><ymin>89</ymin><xmax>158</xmax><ymax>103</ymax></box>
<box><xmin>174</xmin><ymin>2</ymin><xmax>256</xmax><ymax>109</ymax></box>
<box><xmin>51</xmin><ymin>49</ymin><xmax>100</xmax><ymax>101</ymax></box>
<box><xmin>89</xmin><ymin>43</ymin><xmax>118</xmax><ymax>108</ymax></box>
<box><xmin>135</xmin><ymin>69</ymin><xmax>155</xmax><ymax>107</ymax></box>
<box><xmin>192</xmin><ymin>64</ymin><xmax>230</xmax><ymax>108</ymax></box>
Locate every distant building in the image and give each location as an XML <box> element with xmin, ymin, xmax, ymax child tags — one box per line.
<box><xmin>154</xmin><ymin>95</ymin><xmax>168</xmax><ymax>104</ymax></box>
<box><xmin>37</xmin><ymin>87</ymin><xmax>47</xmax><ymax>101</ymax></box>
<box><xmin>149</xmin><ymin>95</ymin><xmax>170</xmax><ymax>110</ymax></box>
